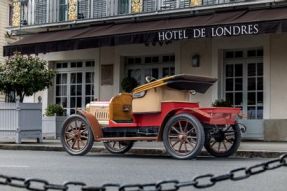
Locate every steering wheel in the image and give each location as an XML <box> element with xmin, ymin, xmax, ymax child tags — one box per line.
<box><xmin>145</xmin><ymin>76</ymin><xmax>157</xmax><ymax>83</ymax></box>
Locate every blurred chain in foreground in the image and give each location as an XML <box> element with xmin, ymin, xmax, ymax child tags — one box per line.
<box><xmin>0</xmin><ymin>154</ymin><xmax>286</xmax><ymax>191</ymax></box>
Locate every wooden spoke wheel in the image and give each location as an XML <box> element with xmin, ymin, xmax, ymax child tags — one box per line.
<box><xmin>61</xmin><ymin>115</ymin><xmax>94</xmax><ymax>156</ymax></box>
<box><xmin>204</xmin><ymin>124</ymin><xmax>241</xmax><ymax>157</ymax></box>
<box><xmin>103</xmin><ymin>141</ymin><xmax>134</xmax><ymax>154</ymax></box>
<box><xmin>163</xmin><ymin>114</ymin><xmax>205</xmax><ymax>159</ymax></box>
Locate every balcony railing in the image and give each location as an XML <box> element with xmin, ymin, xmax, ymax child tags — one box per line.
<box><xmin>14</xmin><ymin>0</ymin><xmax>276</xmax><ymax>27</ymax></box>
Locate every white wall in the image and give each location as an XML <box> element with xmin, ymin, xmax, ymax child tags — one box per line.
<box><xmin>270</xmin><ymin>34</ymin><xmax>287</xmax><ymax>119</ymax></box>
<box><xmin>179</xmin><ymin>38</ymin><xmax>213</xmax><ymax>107</ymax></box>
<box><xmin>99</xmin><ymin>47</ymin><xmax>116</xmax><ymax>101</ymax></box>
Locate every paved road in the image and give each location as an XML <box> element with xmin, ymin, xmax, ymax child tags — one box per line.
<box><xmin>0</xmin><ymin>150</ymin><xmax>286</xmax><ymax>191</ymax></box>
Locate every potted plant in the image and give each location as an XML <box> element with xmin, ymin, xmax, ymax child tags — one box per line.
<box><xmin>45</xmin><ymin>104</ymin><xmax>65</xmax><ymax>116</ymax></box>
<box><xmin>42</xmin><ymin>104</ymin><xmax>66</xmax><ymax>139</ymax></box>
<box><xmin>0</xmin><ymin>53</ymin><xmax>55</xmax><ymax>143</ymax></box>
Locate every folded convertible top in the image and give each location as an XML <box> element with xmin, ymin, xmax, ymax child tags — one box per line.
<box><xmin>133</xmin><ymin>74</ymin><xmax>217</xmax><ymax>94</ymax></box>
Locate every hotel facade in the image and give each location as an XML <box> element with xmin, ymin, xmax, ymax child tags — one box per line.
<box><xmin>4</xmin><ymin>0</ymin><xmax>287</xmax><ymax>140</ymax></box>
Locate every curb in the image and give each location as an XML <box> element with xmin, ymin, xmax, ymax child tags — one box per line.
<box><xmin>0</xmin><ymin>144</ymin><xmax>286</xmax><ymax>158</ymax></box>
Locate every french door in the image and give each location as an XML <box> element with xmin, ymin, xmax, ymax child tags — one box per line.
<box><xmin>55</xmin><ymin>61</ymin><xmax>95</xmax><ymax>115</ymax></box>
<box><xmin>223</xmin><ymin>49</ymin><xmax>264</xmax><ymax>119</ymax></box>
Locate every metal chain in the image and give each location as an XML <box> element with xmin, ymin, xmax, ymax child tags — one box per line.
<box><xmin>0</xmin><ymin>154</ymin><xmax>286</xmax><ymax>191</ymax></box>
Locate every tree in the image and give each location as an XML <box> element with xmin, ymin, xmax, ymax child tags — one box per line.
<box><xmin>0</xmin><ymin>53</ymin><xmax>55</xmax><ymax>102</ymax></box>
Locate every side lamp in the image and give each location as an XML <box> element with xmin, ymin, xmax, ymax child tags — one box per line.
<box><xmin>192</xmin><ymin>54</ymin><xmax>200</xmax><ymax>67</ymax></box>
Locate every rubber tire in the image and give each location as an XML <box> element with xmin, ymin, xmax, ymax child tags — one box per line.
<box><xmin>163</xmin><ymin>113</ymin><xmax>205</xmax><ymax>160</ymax></box>
<box><xmin>204</xmin><ymin>124</ymin><xmax>241</xmax><ymax>158</ymax></box>
<box><xmin>103</xmin><ymin>141</ymin><xmax>134</xmax><ymax>154</ymax></box>
<box><xmin>61</xmin><ymin>115</ymin><xmax>94</xmax><ymax>156</ymax></box>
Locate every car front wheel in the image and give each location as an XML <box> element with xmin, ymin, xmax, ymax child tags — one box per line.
<box><xmin>61</xmin><ymin>115</ymin><xmax>94</xmax><ymax>156</ymax></box>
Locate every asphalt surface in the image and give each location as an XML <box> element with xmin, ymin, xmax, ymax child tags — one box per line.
<box><xmin>0</xmin><ymin>150</ymin><xmax>286</xmax><ymax>191</ymax></box>
<box><xmin>0</xmin><ymin>140</ymin><xmax>287</xmax><ymax>158</ymax></box>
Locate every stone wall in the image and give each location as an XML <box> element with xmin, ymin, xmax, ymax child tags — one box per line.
<box><xmin>0</xmin><ymin>0</ymin><xmax>9</xmax><ymax>63</ymax></box>
<box><xmin>264</xmin><ymin>119</ymin><xmax>287</xmax><ymax>141</ymax></box>
<box><xmin>0</xmin><ymin>0</ymin><xmax>10</xmax><ymax>102</ymax></box>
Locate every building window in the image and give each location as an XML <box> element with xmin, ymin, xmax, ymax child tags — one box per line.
<box><xmin>179</xmin><ymin>0</ymin><xmax>191</xmax><ymax>8</ymax></box>
<box><xmin>142</xmin><ymin>0</ymin><xmax>156</xmax><ymax>12</ymax></box>
<box><xmin>160</xmin><ymin>0</ymin><xmax>177</xmax><ymax>10</ymax></box>
<box><xmin>223</xmin><ymin>48</ymin><xmax>264</xmax><ymax>119</ymax></box>
<box><xmin>118</xmin><ymin>0</ymin><xmax>129</xmax><ymax>14</ymax></box>
<box><xmin>92</xmin><ymin>0</ymin><xmax>107</xmax><ymax>18</ymax></box>
<box><xmin>9</xmin><ymin>4</ymin><xmax>13</xmax><ymax>26</ymax></box>
<box><xmin>56</xmin><ymin>73</ymin><xmax>68</xmax><ymax>113</ymax></box>
<box><xmin>34</xmin><ymin>0</ymin><xmax>47</xmax><ymax>24</ymax></box>
<box><xmin>125</xmin><ymin>55</ymin><xmax>175</xmax><ymax>85</ymax></box>
<box><xmin>59</xmin><ymin>0</ymin><xmax>68</xmax><ymax>22</ymax></box>
<box><xmin>203</xmin><ymin>0</ymin><xmax>230</xmax><ymax>6</ymax></box>
<box><xmin>55</xmin><ymin>61</ymin><xmax>95</xmax><ymax>115</ymax></box>
<box><xmin>78</xmin><ymin>0</ymin><xmax>90</xmax><ymax>19</ymax></box>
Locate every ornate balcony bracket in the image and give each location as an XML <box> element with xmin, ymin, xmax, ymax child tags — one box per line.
<box><xmin>12</xmin><ymin>0</ymin><xmax>21</xmax><ymax>27</ymax></box>
<box><xmin>132</xmin><ymin>0</ymin><xmax>143</xmax><ymax>14</ymax></box>
<box><xmin>191</xmin><ymin>0</ymin><xmax>202</xmax><ymax>6</ymax></box>
<box><xmin>68</xmin><ymin>0</ymin><xmax>77</xmax><ymax>21</ymax></box>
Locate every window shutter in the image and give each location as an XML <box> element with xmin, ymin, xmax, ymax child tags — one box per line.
<box><xmin>34</xmin><ymin>0</ymin><xmax>47</xmax><ymax>24</ymax></box>
<box><xmin>78</xmin><ymin>0</ymin><xmax>90</xmax><ymax>19</ymax></box>
<box><xmin>161</xmin><ymin>0</ymin><xmax>177</xmax><ymax>10</ymax></box>
<box><xmin>93</xmin><ymin>0</ymin><xmax>107</xmax><ymax>18</ymax></box>
<box><xmin>179</xmin><ymin>0</ymin><xmax>190</xmax><ymax>8</ymax></box>
<box><xmin>143</xmin><ymin>0</ymin><xmax>156</xmax><ymax>12</ymax></box>
<box><xmin>118</xmin><ymin>0</ymin><xmax>129</xmax><ymax>15</ymax></box>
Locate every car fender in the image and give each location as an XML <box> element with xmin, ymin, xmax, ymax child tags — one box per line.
<box><xmin>158</xmin><ymin>108</ymin><xmax>211</xmax><ymax>141</ymax></box>
<box><xmin>77</xmin><ymin>109</ymin><xmax>103</xmax><ymax>140</ymax></box>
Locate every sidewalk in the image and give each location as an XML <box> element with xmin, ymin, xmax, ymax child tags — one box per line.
<box><xmin>0</xmin><ymin>139</ymin><xmax>286</xmax><ymax>158</ymax></box>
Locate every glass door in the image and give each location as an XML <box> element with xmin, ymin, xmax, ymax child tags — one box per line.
<box><xmin>55</xmin><ymin>61</ymin><xmax>95</xmax><ymax>115</ymax></box>
<box><xmin>55</xmin><ymin>73</ymin><xmax>68</xmax><ymax>113</ymax></box>
<box><xmin>70</xmin><ymin>72</ymin><xmax>83</xmax><ymax>114</ymax></box>
<box><xmin>223</xmin><ymin>49</ymin><xmax>264</xmax><ymax>119</ymax></box>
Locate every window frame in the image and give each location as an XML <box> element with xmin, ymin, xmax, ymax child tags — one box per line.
<box><xmin>223</xmin><ymin>48</ymin><xmax>264</xmax><ymax>119</ymax></box>
<box><xmin>54</xmin><ymin>61</ymin><xmax>95</xmax><ymax>116</ymax></box>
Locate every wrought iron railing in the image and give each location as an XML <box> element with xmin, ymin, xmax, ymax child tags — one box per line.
<box><xmin>15</xmin><ymin>0</ymin><xmax>276</xmax><ymax>27</ymax></box>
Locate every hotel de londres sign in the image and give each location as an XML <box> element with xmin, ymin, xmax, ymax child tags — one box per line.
<box><xmin>158</xmin><ymin>24</ymin><xmax>259</xmax><ymax>41</ymax></box>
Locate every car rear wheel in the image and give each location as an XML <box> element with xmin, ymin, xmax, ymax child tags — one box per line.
<box><xmin>61</xmin><ymin>115</ymin><xmax>94</xmax><ymax>156</ymax></box>
<box><xmin>204</xmin><ymin>124</ymin><xmax>241</xmax><ymax>157</ymax></box>
<box><xmin>103</xmin><ymin>141</ymin><xmax>134</xmax><ymax>154</ymax></box>
<box><xmin>163</xmin><ymin>113</ymin><xmax>205</xmax><ymax>159</ymax></box>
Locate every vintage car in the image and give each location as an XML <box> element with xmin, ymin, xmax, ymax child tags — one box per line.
<box><xmin>60</xmin><ymin>74</ymin><xmax>242</xmax><ymax>159</ymax></box>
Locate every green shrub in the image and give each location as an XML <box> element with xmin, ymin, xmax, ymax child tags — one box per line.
<box><xmin>45</xmin><ymin>104</ymin><xmax>65</xmax><ymax>116</ymax></box>
<box><xmin>212</xmin><ymin>99</ymin><xmax>232</xmax><ymax>107</ymax></box>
